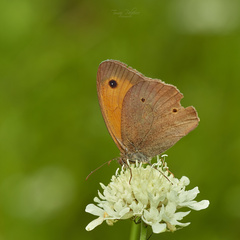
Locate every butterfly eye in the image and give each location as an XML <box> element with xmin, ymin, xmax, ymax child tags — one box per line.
<box><xmin>109</xmin><ymin>79</ymin><xmax>118</xmax><ymax>88</ymax></box>
<box><xmin>141</xmin><ymin>98</ymin><xmax>145</xmax><ymax>102</ymax></box>
<box><xmin>172</xmin><ymin>108</ymin><xmax>178</xmax><ymax>113</ymax></box>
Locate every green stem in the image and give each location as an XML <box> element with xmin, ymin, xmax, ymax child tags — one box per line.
<box><xmin>140</xmin><ymin>221</ymin><xmax>148</xmax><ymax>240</ymax></box>
<box><xmin>129</xmin><ymin>221</ymin><xmax>140</xmax><ymax>240</ymax></box>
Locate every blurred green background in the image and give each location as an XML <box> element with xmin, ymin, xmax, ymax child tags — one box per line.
<box><xmin>0</xmin><ymin>0</ymin><xmax>240</xmax><ymax>239</ymax></box>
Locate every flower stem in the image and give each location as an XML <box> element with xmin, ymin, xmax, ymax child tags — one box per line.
<box><xmin>140</xmin><ymin>221</ymin><xmax>147</xmax><ymax>240</ymax></box>
<box><xmin>129</xmin><ymin>221</ymin><xmax>140</xmax><ymax>240</ymax></box>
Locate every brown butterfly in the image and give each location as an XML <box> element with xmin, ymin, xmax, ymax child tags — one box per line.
<box><xmin>97</xmin><ymin>60</ymin><xmax>199</xmax><ymax>164</ymax></box>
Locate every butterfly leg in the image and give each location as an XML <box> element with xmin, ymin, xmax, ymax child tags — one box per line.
<box><xmin>160</xmin><ymin>155</ymin><xmax>175</xmax><ymax>178</ymax></box>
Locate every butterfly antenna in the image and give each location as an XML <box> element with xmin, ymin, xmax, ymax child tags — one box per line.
<box><xmin>86</xmin><ymin>159</ymin><xmax>115</xmax><ymax>180</ymax></box>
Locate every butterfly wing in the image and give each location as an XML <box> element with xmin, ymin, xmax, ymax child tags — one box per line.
<box><xmin>121</xmin><ymin>79</ymin><xmax>199</xmax><ymax>158</ymax></box>
<box><xmin>97</xmin><ymin>60</ymin><xmax>145</xmax><ymax>152</ymax></box>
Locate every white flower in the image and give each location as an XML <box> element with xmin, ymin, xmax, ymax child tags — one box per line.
<box><xmin>85</xmin><ymin>156</ymin><xmax>209</xmax><ymax>233</ymax></box>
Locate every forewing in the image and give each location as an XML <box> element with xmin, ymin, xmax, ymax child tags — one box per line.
<box><xmin>97</xmin><ymin>60</ymin><xmax>145</xmax><ymax>151</ymax></box>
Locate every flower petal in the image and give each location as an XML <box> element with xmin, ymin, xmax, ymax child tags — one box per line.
<box><xmin>180</xmin><ymin>176</ymin><xmax>190</xmax><ymax>186</ymax></box>
<box><xmin>85</xmin><ymin>217</ymin><xmax>104</xmax><ymax>231</ymax></box>
<box><xmin>152</xmin><ymin>222</ymin><xmax>167</xmax><ymax>233</ymax></box>
<box><xmin>85</xmin><ymin>204</ymin><xmax>104</xmax><ymax>216</ymax></box>
<box><xmin>183</xmin><ymin>200</ymin><xmax>210</xmax><ymax>210</ymax></box>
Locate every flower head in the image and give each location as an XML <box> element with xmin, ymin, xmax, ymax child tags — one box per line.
<box><xmin>85</xmin><ymin>156</ymin><xmax>209</xmax><ymax>233</ymax></box>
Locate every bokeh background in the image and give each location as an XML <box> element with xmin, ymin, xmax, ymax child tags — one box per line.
<box><xmin>0</xmin><ymin>0</ymin><xmax>240</xmax><ymax>239</ymax></box>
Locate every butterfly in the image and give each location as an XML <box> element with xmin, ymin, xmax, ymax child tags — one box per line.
<box><xmin>97</xmin><ymin>60</ymin><xmax>199</xmax><ymax>164</ymax></box>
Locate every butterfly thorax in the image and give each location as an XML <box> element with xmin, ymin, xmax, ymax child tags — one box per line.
<box><xmin>120</xmin><ymin>151</ymin><xmax>151</xmax><ymax>165</ymax></box>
